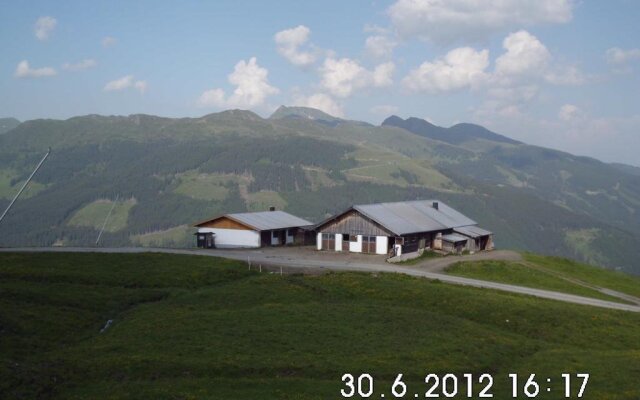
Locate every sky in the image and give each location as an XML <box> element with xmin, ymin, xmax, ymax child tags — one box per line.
<box><xmin>1</xmin><ymin>0</ymin><xmax>640</xmax><ymax>166</ymax></box>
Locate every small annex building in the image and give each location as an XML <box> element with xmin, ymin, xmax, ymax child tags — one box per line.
<box><xmin>315</xmin><ymin>200</ymin><xmax>493</xmax><ymax>256</ymax></box>
<box><xmin>194</xmin><ymin>210</ymin><xmax>313</xmax><ymax>249</ymax></box>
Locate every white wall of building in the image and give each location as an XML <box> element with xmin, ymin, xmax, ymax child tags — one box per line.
<box><xmin>271</xmin><ymin>231</ymin><xmax>280</xmax><ymax>246</ymax></box>
<box><xmin>316</xmin><ymin>232</ymin><xmax>389</xmax><ymax>255</ymax></box>
<box><xmin>375</xmin><ymin>236</ymin><xmax>388</xmax><ymax>255</ymax></box>
<box><xmin>286</xmin><ymin>229</ymin><xmax>294</xmax><ymax>244</ymax></box>
<box><xmin>349</xmin><ymin>235</ymin><xmax>362</xmax><ymax>252</ymax></box>
<box><xmin>197</xmin><ymin>228</ymin><xmax>260</xmax><ymax>248</ymax></box>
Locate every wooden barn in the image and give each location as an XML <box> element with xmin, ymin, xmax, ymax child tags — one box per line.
<box><xmin>194</xmin><ymin>210</ymin><xmax>313</xmax><ymax>249</ymax></box>
<box><xmin>315</xmin><ymin>200</ymin><xmax>493</xmax><ymax>256</ymax></box>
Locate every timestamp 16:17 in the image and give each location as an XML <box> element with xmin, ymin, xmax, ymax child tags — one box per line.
<box><xmin>509</xmin><ymin>373</ymin><xmax>589</xmax><ymax>398</ymax></box>
<box><xmin>340</xmin><ymin>372</ymin><xmax>589</xmax><ymax>398</ymax></box>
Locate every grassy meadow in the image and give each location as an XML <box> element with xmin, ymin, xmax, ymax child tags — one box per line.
<box><xmin>445</xmin><ymin>254</ymin><xmax>640</xmax><ymax>302</ymax></box>
<box><xmin>1</xmin><ymin>252</ymin><xmax>639</xmax><ymax>399</ymax></box>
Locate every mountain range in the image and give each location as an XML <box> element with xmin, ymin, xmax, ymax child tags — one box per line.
<box><xmin>1</xmin><ymin>106</ymin><xmax>639</xmax><ymax>274</ymax></box>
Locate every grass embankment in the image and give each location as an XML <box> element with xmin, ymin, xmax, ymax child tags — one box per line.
<box><xmin>394</xmin><ymin>249</ymin><xmax>442</xmax><ymax>265</ymax></box>
<box><xmin>1</xmin><ymin>252</ymin><xmax>639</xmax><ymax>399</ymax></box>
<box><xmin>445</xmin><ymin>253</ymin><xmax>640</xmax><ymax>304</ymax></box>
<box><xmin>524</xmin><ymin>253</ymin><xmax>640</xmax><ymax>298</ymax></box>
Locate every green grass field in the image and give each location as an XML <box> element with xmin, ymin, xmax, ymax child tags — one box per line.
<box><xmin>130</xmin><ymin>225</ymin><xmax>192</xmax><ymax>247</ymax></box>
<box><xmin>173</xmin><ymin>171</ymin><xmax>244</xmax><ymax>201</ymax></box>
<box><xmin>343</xmin><ymin>160</ymin><xmax>455</xmax><ymax>191</ymax></box>
<box><xmin>67</xmin><ymin>198</ymin><xmax>136</xmax><ymax>232</ymax></box>
<box><xmin>0</xmin><ymin>168</ymin><xmax>46</xmax><ymax>199</ymax></box>
<box><xmin>247</xmin><ymin>190</ymin><xmax>287</xmax><ymax>211</ymax></box>
<box><xmin>523</xmin><ymin>253</ymin><xmax>640</xmax><ymax>298</ymax></box>
<box><xmin>445</xmin><ymin>260</ymin><xmax>627</xmax><ymax>303</ymax></box>
<box><xmin>1</xmin><ymin>252</ymin><xmax>639</xmax><ymax>399</ymax></box>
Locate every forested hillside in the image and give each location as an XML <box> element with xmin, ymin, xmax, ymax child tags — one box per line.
<box><xmin>0</xmin><ymin>118</ymin><xmax>20</xmax><ymax>135</ymax></box>
<box><xmin>1</xmin><ymin>106</ymin><xmax>639</xmax><ymax>274</ymax></box>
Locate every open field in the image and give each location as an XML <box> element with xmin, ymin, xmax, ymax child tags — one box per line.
<box><xmin>0</xmin><ymin>168</ymin><xmax>46</xmax><ymax>199</ymax></box>
<box><xmin>445</xmin><ymin>260</ymin><xmax>630</xmax><ymax>303</ymax></box>
<box><xmin>173</xmin><ymin>171</ymin><xmax>247</xmax><ymax>201</ymax></box>
<box><xmin>67</xmin><ymin>198</ymin><xmax>136</xmax><ymax>232</ymax></box>
<box><xmin>130</xmin><ymin>225</ymin><xmax>192</xmax><ymax>248</ymax></box>
<box><xmin>523</xmin><ymin>253</ymin><xmax>640</xmax><ymax>299</ymax></box>
<box><xmin>246</xmin><ymin>190</ymin><xmax>287</xmax><ymax>211</ymax></box>
<box><xmin>1</xmin><ymin>252</ymin><xmax>639</xmax><ymax>399</ymax></box>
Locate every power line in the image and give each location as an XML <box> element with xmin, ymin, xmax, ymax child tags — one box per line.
<box><xmin>0</xmin><ymin>148</ymin><xmax>51</xmax><ymax>226</ymax></box>
<box><xmin>96</xmin><ymin>194</ymin><xmax>119</xmax><ymax>246</ymax></box>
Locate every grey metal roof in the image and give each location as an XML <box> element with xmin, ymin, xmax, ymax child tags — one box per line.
<box><xmin>441</xmin><ymin>233</ymin><xmax>469</xmax><ymax>243</ymax></box>
<box><xmin>353</xmin><ymin>200</ymin><xmax>476</xmax><ymax>236</ymax></box>
<box><xmin>454</xmin><ymin>225</ymin><xmax>492</xmax><ymax>238</ymax></box>
<box><xmin>227</xmin><ymin>210</ymin><xmax>313</xmax><ymax>231</ymax></box>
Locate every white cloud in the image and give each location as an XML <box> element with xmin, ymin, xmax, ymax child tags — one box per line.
<box><xmin>365</xmin><ymin>35</ymin><xmax>397</xmax><ymax>59</ymax></box>
<box><xmin>102</xmin><ymin>36</ymin><xmax>117</xmax><ymax>47</ymax></box>
<box><xmin>558</xmin><ymin>104</ymin><xmax>584</xmax><ymax>122</ymax></box>
<box><xmin>319</xmin><ymin>58</ymin><xmax>394</xmax><ymax>98</ymax></box>
<box><xmin>493</xmin><ymin>30</ymin><xmax>585</xmax><ymax>86</ymax></box>
<box><xmin>606</xmin><ymin>47</ymin><xmax>640</xmax><ymax>64</ymax></box>
<box><xmin>544</xmin><ymin>65</ymin><xmax>585</xmax><ymax>85</ymax></box>
<box><xmin>198</xmin><ymin>57</ymin><xmax>279</xmax><ymax>108</ymax></box>
<box><xmin>274</xmin><ymin>25</ymin><xmax>317</xmax><ymax>67</ymax></box>
<box><xmin>62</xmin><ymin>59</ymin><xmax>97</xmax><ymax>71</ymax></box>
<box><xmin>606</xmin><ymin>47</ymin><xmax>640</xmax><ymax>73</ymax></box>
<box><xmin>293</xmin><ymin>93</ymin><xmax>344</xmax><ymax>118</ymax></box>
<box><xmin>388</xmin><ymin>0</ymin><xmax>573</xmax><ymax>43</ymax></box>
<box><xmin>104</xmin><ymin>75</ymin><xmax>133</xmax><ymax>91</ymax></box>
<box><xmin>370</xmin><ymin>104</ymin><xmax>399</xmax><ymax>116</ymax></box>
<box><xmin>198</xmin><ymin>88</ymin><xmax>226</xmax><ymax>107</ymax></box>
<box><xmin>495</xmin><ymin>30</ymin><xmax>550</xmax><ymax>78</ymax></box>
<box><xmin>402</xmin><ymin>47</ymin><xmax>489</xmax><ymax>93</ymax></box>
<box><xmin>104</xmin><ymin>75</ymin><xmax>147</xmax><ymax>93</ymax></box>
<box><xmin>14</xmin><ymin>60</ymin><xmax>56</xmax><ymax>78</ymax></box>
<box><xmin>363</xmin><ymin>24</ymin><xmax>390</xmax><ymax>35</ymax></box>
<box><xmin>372</xmin><ymin>62</ymin><xmax>395</xmax><ymax>87</ymax></box>
<box><xmin>34</xmin><ymin>16</ymin><xmax>57</xmax><ymax>41</ymax></box>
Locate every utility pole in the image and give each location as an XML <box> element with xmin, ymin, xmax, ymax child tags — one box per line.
<box><xmin>0</xmin><ymin>148</ymin><xmax>51</xmax><ymax>226</ymax></box>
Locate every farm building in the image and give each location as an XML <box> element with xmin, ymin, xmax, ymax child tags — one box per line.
<box><xmin>315</xmin><ymin>200</ymin><xmax>493</xmax><ymax>256</ymax></box>
<box><xmin>194</xmin><ymin>210</ymin><xmax>313</xmax><ymax>249</ymax></box>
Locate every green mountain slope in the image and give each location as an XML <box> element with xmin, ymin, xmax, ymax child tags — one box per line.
<box><xmin>611</xmin><ymin>162</ymin><xmax>640</xmax><ymax>177</ymax></box>
<box><xmin>382</xmin><ymin>115</ymin><xmax>521</xmax><ymax>145</ymax></box>
<box><xmin>0</xmin><ymin>109</ymin><xmax>639</xmax><ymax>274</ymax></box>
<box><xmin>0</xmin><ymin>117</ymin><xmax>20</xmax><ymax>135</ymax></box>
<box><xmin>270</xmin><ymin>105</ymin><xmax>341</xmax><ymax>123</ymax></box>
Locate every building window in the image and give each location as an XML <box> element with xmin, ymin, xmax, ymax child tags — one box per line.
<box><xmin>343</xmin><ymin>234</ymin><xmax>350</xmax><ymax>241</ymax></box>
<box><xmin>395</xmin><ymin>237</ymin><xmax>404</xmax><ymax>245</ymax></box>
<box><xmin>322</xmin><ymin>233</ymin><xmax>335</xmax><ymax>240</ymax></box>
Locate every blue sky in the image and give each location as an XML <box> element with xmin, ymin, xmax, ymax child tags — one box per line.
<box><xmin>1</xmin><ymin>0</ymin><xmax>639</xmax><ymax>165</ymax></box>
